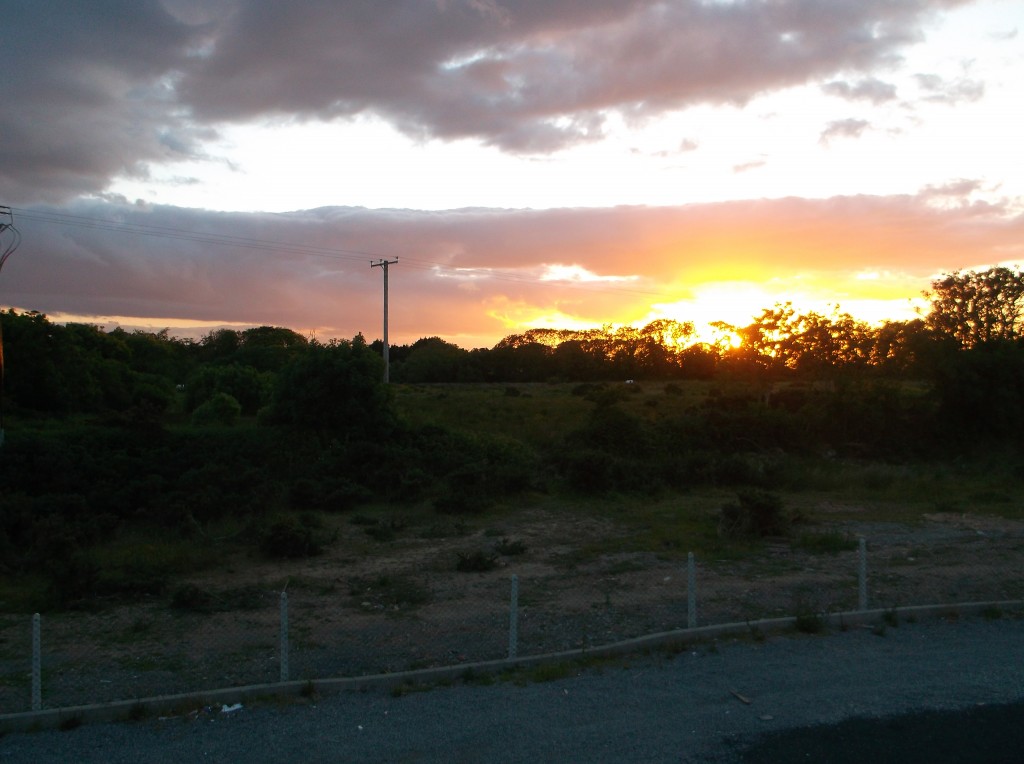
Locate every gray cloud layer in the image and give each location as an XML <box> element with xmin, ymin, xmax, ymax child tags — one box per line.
<box><xmin>5</xmin><ymin>192</ymin><xmax>1021</xmax><ymax>347</ymax></box>
<box><xmin>1</xmin><ymin>0</ymin><xmax>969</xmax><ymax>204</ymax></box>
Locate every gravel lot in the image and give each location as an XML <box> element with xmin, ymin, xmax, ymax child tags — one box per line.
<box><xmin>2</xmin><ymin>613</ymin><xmax>1023</xmax><ymax>763</ymax></box>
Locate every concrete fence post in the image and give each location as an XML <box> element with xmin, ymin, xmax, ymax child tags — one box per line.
<box><xmin>279</xmin><ymin>591</ymin><xmax>289</xmax><ymax>683</ymax></box>
<box><xmin>858</xmin><ymin>537</ymin><xmax>868</xmax><ymax>612</ymax></box>
<box><xmin>508</xmin><ymin>575</ymin><xmax>519</xmax><ymax>660</ymax></box>
<box><xmin>31</xmin><ymin>613</ymin><xmax>41</xmax><ymax>712</ymax></box>
<box><xmin>687</xmin><ymin>552</ymin><xmax>697</xmax><ymax>629</ymax></box>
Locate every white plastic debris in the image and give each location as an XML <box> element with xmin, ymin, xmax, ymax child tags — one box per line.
<box><xmin>221</xmin><ymin>703</ymin><xmax>243</xmax><ymax>714</ymax></box>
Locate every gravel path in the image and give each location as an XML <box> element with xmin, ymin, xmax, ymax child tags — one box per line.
<box><xmin>2</xmin><ymin>615</ymin><xmax>1023</xmax><ymax>763</ymax></box>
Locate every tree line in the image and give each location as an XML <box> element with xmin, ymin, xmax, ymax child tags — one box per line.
<box><xmin>0</xmin><ymin>265</ymin><xmax>1021</xmax><ymax>426</ymax></box>
<box><xmin>383</xmin><ymin>266</ymin><xmax>1023</xmax><ymax>384</ymax></box>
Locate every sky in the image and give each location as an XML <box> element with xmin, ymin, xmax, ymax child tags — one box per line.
<box><xmin>1</xmin><ymin>0</ymin><xmax>1022</xmax><ymax>350</ymax></box>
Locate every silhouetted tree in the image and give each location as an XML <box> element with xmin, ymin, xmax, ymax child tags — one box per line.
<box><xmin>925</xmin><ymin>266</ymin><xmax>1024</xmax><ymax>348</ymax></box>
<box><xmin>267</xmin><ymin>335</ymin><xmax>394</xmax><ymax>442</ymax></box>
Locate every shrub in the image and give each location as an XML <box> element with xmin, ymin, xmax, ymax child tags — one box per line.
<box><xmin>494</xmin><ymin>538</ymin><xmax>527</xmax><ymax>556</ymax></box>
<box><xmin>349</xmin><ymin>574</ymin><xmax>431</xmax><ymax>609</ymax></box>
<box><xmin>456</xmin><ymin>550</ymin><xmax>499</xmax><ymax>572</ymax></box>
<box><xmin>793</xmin><ymin>531</ymin><xmax>858</xmax><ymax>554</ymax></box>
<box><xmin>191</xmin><ymin>392</ymin><xmax>242</xmax><ymax>426</ymax></box>
<box><xmin>719</xmin><ymin>489</ymin><xmax>789</xmax><ymax>538</ymax></box>
<box><xmin>171</xmin><ymin>583</ymin><xmax>217</xmax><ymax>613</ymax></box>
<box><xmin>259</xmin><ymin>512</ymin><xmax>331</xmax><ymax>559</ymax></box>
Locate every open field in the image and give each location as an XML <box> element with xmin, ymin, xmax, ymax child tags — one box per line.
<box><xmin>3</xmin><ymin>475</ymin><xmax>1024</xmax><ymax>713</ymax></box>
<box><xmin>2</xmin><ymin>381</ymin><xmax>1023</xmax><ymax>713</ymax></box>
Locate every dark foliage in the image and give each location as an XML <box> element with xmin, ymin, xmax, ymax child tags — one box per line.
<box><xmin>719</xmin><ymin>489</ymin><xmax>790</xmax><ymax>538</ymax></box>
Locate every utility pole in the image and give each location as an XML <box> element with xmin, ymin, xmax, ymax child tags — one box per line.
<box><xmin>370</xmin><ymin>258</ymin><xmax>398</xmax><ymax>383</ymax></box>
<box><xmin>0</xmin><ymin>205</ymin><xmax>23</xmax><ymax>447</ymax></box>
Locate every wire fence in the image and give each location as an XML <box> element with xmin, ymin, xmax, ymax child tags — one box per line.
<box><xmin>3</xmin><ymin>522</ymin><xmax>1023</xmax><ymax>715</ymax></box>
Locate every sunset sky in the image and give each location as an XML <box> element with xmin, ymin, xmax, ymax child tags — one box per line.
<box><xmin>1</xmin><ymin>0</ymin><xmax>1022</xmax><ymax>349</ymax></box>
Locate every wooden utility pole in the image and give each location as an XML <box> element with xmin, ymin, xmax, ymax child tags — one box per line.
<box><xmin>371</xmin><ymin>258</ymin><xmax>398</xmax><ymax>383</ymax></box>
<box><xmin>0</xmin><ymin>205</ymin><xmax>22</xmax><ymax>446</ymax></box>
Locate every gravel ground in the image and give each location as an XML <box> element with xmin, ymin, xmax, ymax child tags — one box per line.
<box><xmin>2</xmin><ymin>614</ymin><xmax>1023</xmax><ymax>763</ymax></box>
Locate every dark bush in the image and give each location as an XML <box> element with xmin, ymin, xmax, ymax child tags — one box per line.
<box><xmin>719</xmin><ymin>489</ymin><xmax>789</xmax><ymax>538</ymax></box>
<box><xmin>494</xmin><ymin>538</ymin><xmax>527</xmax><ymax>556</ymax></box>
<box><xmin>259</xmin><ymin>512</ymin><xmax>330</xmax><ymax>559</ymax></box>
<box><xmin>456</xmin><ymin>550</ymin><xmax>499</xmax><ymax>572</ymax></box>
<box><xmin>191</xmin><ymin>392</ymin><xmax>242</xmax><ymax>426</ymax></box>
<box><xmin>170</xmin><ymin>584</ymin><xmax>217</xmax><ymax>613</ymax></box>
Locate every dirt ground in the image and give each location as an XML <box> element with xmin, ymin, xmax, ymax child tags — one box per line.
<box><xmin>2</xmin><ymin>501</ymin><xmax>1023</xmax><ymax>714</ymax></box>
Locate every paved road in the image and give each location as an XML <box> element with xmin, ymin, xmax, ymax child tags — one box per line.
<box><xmin>2</xmin><ymin>615</ymin><xmax>1023</xmax><ymax>762</ymax></box>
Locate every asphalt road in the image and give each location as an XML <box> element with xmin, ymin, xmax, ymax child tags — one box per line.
<box><xmin>2</xmin><ymin>615</ymin><xmax>1023</xmax><ymax>763</ymax></box>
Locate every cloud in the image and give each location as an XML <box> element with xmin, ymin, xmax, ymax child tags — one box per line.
<box><xmin>822</xmin><ymin>77</ymin><xmax>898</xmax><ymax>104</ymax></box>
<box><xmin>733</xmin><ymin>159</ymin><xmax>767</xmax><ymax>173</ymax></box>
<box><xmin>913</xmin><ymin>73</ymin><xmax>985</xmax><ymax>104</ymax></box>
<box><xmin>5</xmin><ymin>192</ymin><xmax>1021</xmax><ymax>348</ymax></box>
<box><xmin>819</xmin><ymin>118</ymin><xmax>871</xmax><ymax>144</ymax></box>
<box><xmin>919</xmin><ymin>178</ymin><xmax>984</xmax><ymax>199</ymax></box>
<box><xmin>0</xmin><ymin>1</ymin><xmax>208</xmax><ymax>204</ymax></box>
<box><xmin>1</xmin><ymin>0</ymin><xmax>971</xmax><ymax>203</ymax></box>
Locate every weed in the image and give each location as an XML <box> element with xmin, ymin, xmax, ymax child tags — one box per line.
<box><xmin>793</xmin><ymin>531</ymin><xmax>858</xmax><ymax>554</ymax></box>
<box><xmin>494</xmin><ymin>538</ymin><xmax>528</xmax><ymax>556</ymax></box>
<box><xmin>300</xmin><ymin>680</ymin><xmax>317</xmax><ymax>698</ymax></box>
<box><xmin>526</xmin><ymin>662</ymin><xmax>575</xmax><ymax>683</ymax></box>
<box><xmin>719</xmin><ymin>490</ymin><xmax>790</xmax><ymax>539</ymax></box>
<box><xmin>455</xmin><ymin>550</ymin><xmax>499</xmax><ymax>572</ymax></box>
<box><xmin>259</xmin><ymin>512</ymin><xmax>332</xmax><ymax>559</ymax></box>
<box><xmin>461</xmin><ymin>668</ymin><xmax>495</xmax><ymax>686</ymax></box>
<box><xmin>605</xmin><ymin>559</ymin><xmax>646</xmax><ymax>575</ymax></box>
<box><xmin>794</xmin><ymin>610</ymin><xmax>825</xmax><ymax>635</ymax></box>
<box><xmin>981</xmin><ymin>606</ymin><xmax>1004</xmax><ymax>621</ymax></box>
<box><xmin>171</xmin><ymin>583</ymin><xmax>217</xmax><ymax>613</ymax></box>
<box><xmin>127</xmin><ymin>702</ymin><xmax>147</xmax><ymax>722</ymax></box>
<box><xmin>348</xmin><ymin>514</ymin><xmax>378</xmax><ymax>526</ymax></box>
<box><xmin>391</xmin><ymin>681</ymin><xmax>432</xmax><ymax>698</ymax></box>
<box><xmin>418</xmin><ymin>520</ymin><xmax>471</xmax><ymax>539</ymax></box>
<box><xmin>364</xmin><ymin>518</ymin><xmax>405</xmax><ymax>542</ymax></box>
<box><xmin>970</xmin><ymin>490</ymin><xmax>1012</xmax><ymax>504</ymax></box>
<box><xmin>348</xmin><ymin>574</ymin><xmax>431</xmax><ymax>609</ymax></box>
<box><xmin>58</xmin><ymin>715</ymin><xmax>83</xmax><ymax>732</ymax></box>
<box><xmin>882</xmin><ymin>609</ymin><xmax>899</xmax><ymax>628</ymax></box>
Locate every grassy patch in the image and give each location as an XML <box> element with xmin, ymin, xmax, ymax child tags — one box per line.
<box><xmin>348</xmin><ymin>574</ymin><xmax>431</xmax><ymax>610</ymax></box>
<box><xmin>455</xmin><ymin>550</ymin><xmax>499</xmax><ymax>572</ymax></box>
<box><xmin>793</xmin><ymin>531</ymin><xmax>858</xmax><ymax>554</ymax></box>
<box><xmin>494</xmin><ymin>538</ymin><xmax>528</xmax><ymax>556</ymax></box>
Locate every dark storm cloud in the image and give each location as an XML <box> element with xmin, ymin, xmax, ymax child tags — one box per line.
<box><xmin>0</xmin><ymin>1</ymin><xmax>208</xmax><ymax>203</ymax></box>
<box><xmin>180</xmin><ymin>0</ymin><xmax>958</xmax><ymax>150</ymax></box>
<box><xmin>1</xmin><ymin>0</ymin><xmax>968</xmax><ymax>203</ymax></box>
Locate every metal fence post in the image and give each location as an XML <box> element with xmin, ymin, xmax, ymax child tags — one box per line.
<box><xmin>31</xmin><ymin>613</ymin><xmax>41</xmax><ymax>712</ymax></box>
<box><xmin>279</xmin><ymin>591</ymin><xmax>289</xmax><ymax>683</ymax></box>
<box><xmin>687</xmin><ymin>552</ymin><xmax>697</xmax><ymax>629</ymax></box>
<box><xmin>508</xmin><ymin>575</ymin><xmax>519</xmax><ymax>660</ymax></box>
<box><xmin>858</xmin><ymin>537</ymin><xmax>868</xmax><ymax>612</ymax></box>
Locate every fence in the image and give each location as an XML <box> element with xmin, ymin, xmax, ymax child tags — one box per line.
<box><xmin>3</xmin><ymin>523</ymin><xmax>1023</xmax><ymax>715</ymax></box>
